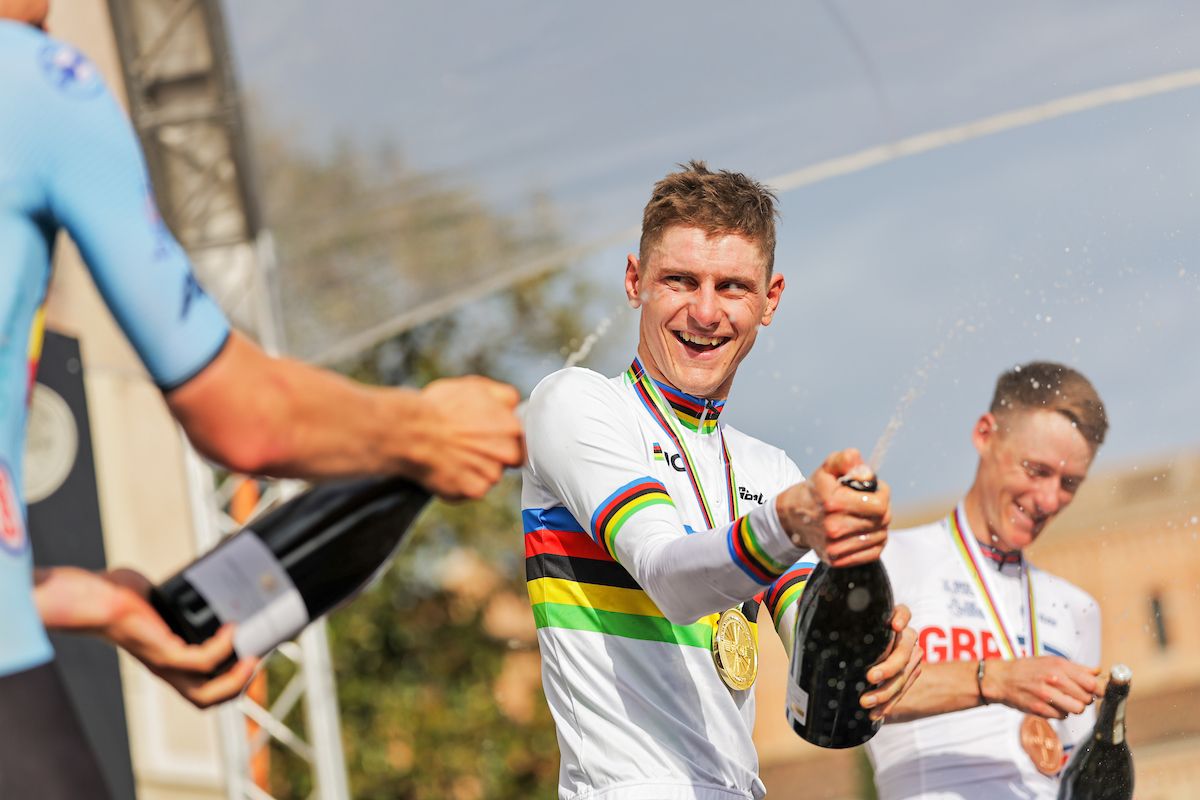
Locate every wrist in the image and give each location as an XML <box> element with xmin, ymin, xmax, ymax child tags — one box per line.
<box><xmin>976</xmin><ymin>658</ymin><xmax>1000</xmax><ymax>706</ymax></box>
<box><xmin>389</xmin><ymin>386</ymin><xmax>438</xmax><ymax>478</ymax></box>
<box><xmin>775</xmin><ymin>483</ymin><xmax>820</xmax><ymax>550</ymax></box>
<box><xmin>35</xmin><ymin>566</ymin><xmax>123</xmax><ymax>633</ymax></box>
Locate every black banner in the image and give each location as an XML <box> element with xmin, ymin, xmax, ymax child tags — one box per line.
<box><xmin>28</xmin><ymin>330</ymin><xmax>137</xmax><ymax>800</ymax></box>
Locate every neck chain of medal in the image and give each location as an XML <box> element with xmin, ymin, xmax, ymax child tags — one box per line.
<box><xmin>631</xmin><ymin>364</ymin><xmax>759</xmax><ymax>691</ymax></box>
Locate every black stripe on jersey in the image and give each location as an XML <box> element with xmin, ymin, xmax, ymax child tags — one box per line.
<box><xmin>764</xmin><ymin>571</ymin><xmax>809</xmax><ymax>616</ymax></box>
<box><xmin>526</xmin><ymin>552</ymin><xmax>642</xmax><ymax>591</ymax></box>
<box><xmin>592</xmin><ymin>483</ymin><xmax>670</xmax><ymax>541</ymax></box>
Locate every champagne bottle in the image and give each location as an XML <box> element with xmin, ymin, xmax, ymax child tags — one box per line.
<box><xmin>786</xmin><ymin>476</ymin><xmax>894</xmax><ymax>748</ymax></box>
<box><xmin>1057</xmin><ymin>664</ymin><xmax>1134</xmax><ymax>800</ymax></box>
<box><xmin>151</xmin><ymin>476</ymin><xmax>430</xmax><ymax>673</ymax></box>
<box><xmin>786</xmin><ymin>559</ymin><xmax>895</xmax><ymax>747</ymax></box>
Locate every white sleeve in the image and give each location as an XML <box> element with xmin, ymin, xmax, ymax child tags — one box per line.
<box><xmin>1059</xmin><ymin>591</ymin><xmax>1102</xmax><ymax>753</ymax></box>
<box><xmin>754</xmin><ymin>456</ymin><xmax>817</xmax><ymax>655</ymax></box>
<box><xmin>525</xmin><ymin>369</ymin><xmax>805</xmax><ymax>624</ymax></box>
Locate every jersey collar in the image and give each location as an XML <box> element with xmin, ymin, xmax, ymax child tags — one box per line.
<box><xmin>627</xmin><ymin>357</ymin><xmax>725</xmax><ymax>434</ymax></box>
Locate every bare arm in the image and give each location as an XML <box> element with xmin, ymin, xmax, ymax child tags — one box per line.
<box><xmin>165</xmin><ymin>332</ymin><xmax>524</xmax><ymax>500</ymax></box>
<box><xmin>885</xmin><ymin>656</ymin><xmax>1101</xmax><ymax>723</ymax></box>
<box><xmin>34</xmin><ymin>566</ymin><xmax>257</xmax><ymax>708</ymax></box>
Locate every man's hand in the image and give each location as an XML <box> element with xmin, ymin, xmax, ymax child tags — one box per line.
<box><xmin>34</xmin><ymin>567</ymin><xmax>258</xmax><ymax>709</ymax></box>
<box><xmin>408</xmin><ymin>376</ymin><xmax>525</xmax><ymax>501</ymax></box>
<box><xmin>775</xmin><ymin>448</ymin><xmax>891</xmax><ymax>566</ymax></box>
<box><xmin>981</xmin><ymin>655</ymin><xmax>1101</xmax><ymax>719</ymax></box>
<box><xmin>859</xmin><ymin>604</ymin><xmax>924</xmax><ymax>721</ymax></box>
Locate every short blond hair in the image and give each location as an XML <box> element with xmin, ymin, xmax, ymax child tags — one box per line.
<box><xmin>991</xmin><ymin>361</ymin><xmax>1108</xmax><ymax>448</ymax></box>
<box><xmin>639</xmin><ymin>160</ymin><xmax>778</xmax><ymax>274</ymax></box>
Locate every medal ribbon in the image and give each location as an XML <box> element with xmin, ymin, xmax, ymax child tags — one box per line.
<box><xmin>628</xmin><ymin>359</ymin><xmax>759</xmax><ymax>689</ymax></box>
<box><xmin>628</xmin><ymin>359</ymin><xmax>738</xmax><ymax>526</ymax></box>
<box><xmin>948</xmin><ymin>506</ymin><xmax>1039</xmax><ymax>659</ymax></box>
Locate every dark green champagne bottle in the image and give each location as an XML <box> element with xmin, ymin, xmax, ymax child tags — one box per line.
<box><xmin>151</xmin><ymin>476</ymin><xmax>430</xmax><ymax>674</ymax></box>
<box><xmin>786</xmin><ymin>558</ymin><xmax>895</xmax><ymax>748</ymax></box>
<box><xmin>1057</xmin><ymin>664</ymin><xmax>1134</xmax><ymax>800</ymax></box>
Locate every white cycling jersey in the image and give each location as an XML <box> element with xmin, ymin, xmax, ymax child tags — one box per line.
<box><xmin>522</xmin><ymin>360</ymin><xmax>817</xmax><ymax>800</ymax></box>
<box><xmin>866</xmin><ymin>505</ymin><xmax>1101</xmax><ymax>800</ymax></box>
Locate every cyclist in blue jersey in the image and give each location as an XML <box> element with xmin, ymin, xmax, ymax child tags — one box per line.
<box><xmin>1</xmin><ymin>3</ymin><xmax>524</xmax><ymax>795</ymax></box>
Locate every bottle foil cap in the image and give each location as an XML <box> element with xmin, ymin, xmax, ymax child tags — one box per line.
<box><xmin>1109</xmin><ymin>663</ymin><xmax>1133</xmax><ymax>685</ymax></box>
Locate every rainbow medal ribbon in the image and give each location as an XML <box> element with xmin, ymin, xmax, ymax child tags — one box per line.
<box><xmin>947</xmin><ymin>505</ymin><xmax>1039</xmax><ymax>661</ymax></box>
<box><xmin>948</xmin><ymin>507</ymin><xmax>1060</xmax><ymax>772</ymax></box>
<box><xmin>627</xmin><ymin>360</ymin><xmax>757</xmax><ymax>690</ymax></box>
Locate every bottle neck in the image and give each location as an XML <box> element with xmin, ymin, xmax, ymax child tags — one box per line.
<box><xmin>1094</xmin><ymin>682</ymin><xmax>1130</xmax><ymax>745</ymax></box>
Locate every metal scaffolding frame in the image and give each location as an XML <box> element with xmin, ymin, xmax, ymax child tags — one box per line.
<box><xmin>104</xmin><ymin>1</ymin><xmax>349</xmax><ymax>797</ymax></box>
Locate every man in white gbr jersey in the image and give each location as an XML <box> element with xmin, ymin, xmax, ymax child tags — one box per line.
<box><xmin>522</xmin><ymin>161</ymin><xmax>923</xmax><ymax>800</ymax></box>
<box><xmin>866</xmin><ymin>362</ymin><xmax>1108</xmax><ymax>799</ymax></box>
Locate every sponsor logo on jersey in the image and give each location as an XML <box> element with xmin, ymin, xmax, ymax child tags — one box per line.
<box><xmin>181</xmin><ymin>271</ymin><xmax>207</xmax><ymax>320</ymax></box>
<box><xmin>38</xmin><ymin>42</ymin><xmax>103</xmax><ymax>99</ymax></box>
<box><xmin>918</xmin><ymin>625</ymin><xmax>1003</xmax><ymax>663</ymax></box>
<box><xmin>941</xmin><ymin>578</ymin><xmax>975</xmax><ymax>596</ymax></box>
<box><xmin>948</xmin><ymin>597</ymin><xmax>985</xmax><ymax>620</ymax></box>
<box><xmin>0</xmin><ymin>463</ymin><xmax>28</xmax><ymax>556</ymax></box>
<box><xmin>650</xmin><ymin>442</ymin><xmax>686</xmax><ymax>472</ymax></box>
<box><xmin>737</xmin><ymin>486</ymin><xmax>764</xmax><ymax>504</ymax></box>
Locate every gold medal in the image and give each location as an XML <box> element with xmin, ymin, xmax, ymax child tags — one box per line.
<box><xmin>1019</xmin><ymin>714</ymin><xmax>1064</xmax><ymax>776</ymax></box>
<box><xmin>712</xmin><ymin>607</ymin><xmax>757</xmax><ymax>691</ymax></box>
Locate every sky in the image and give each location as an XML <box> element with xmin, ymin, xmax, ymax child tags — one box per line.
<box><xmin>223</xmin><ymin>1</ymin><xmax>1200</xmax><ymax>510</ymax></box>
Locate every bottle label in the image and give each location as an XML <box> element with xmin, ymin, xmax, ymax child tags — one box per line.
<box><xmin>184</xmin><ymin>532</ymin><xmax>309</xmax><ymax>658</ymax></box>
<box><xmin>786</xmin><ymin>681</ymin><xmax>810</xmax><ymax>727</ymax></box>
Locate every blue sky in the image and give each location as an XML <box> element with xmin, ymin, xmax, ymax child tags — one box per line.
<box><xmin>225</xmin><ymin>1</ymin><xmax>1200</xmax><ymax>509</ymax></box>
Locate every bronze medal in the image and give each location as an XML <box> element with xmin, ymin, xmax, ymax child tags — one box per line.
<box><xmin>712</xmin><ymin>607</ymin><xmax>757</xmax><ymax>691</ymax></box>
<box><xmin>1019</xmin><ymin>714</ymin><xmax>1064</xmax><ymax>776</ymax></box>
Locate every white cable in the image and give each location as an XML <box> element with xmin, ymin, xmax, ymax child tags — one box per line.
<box><xmin>313</xmin><ymin>67</ymin><xmax>1200</xmax><ymax>365</ymax></box>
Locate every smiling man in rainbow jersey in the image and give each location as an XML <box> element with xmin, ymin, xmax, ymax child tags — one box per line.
<box><xmin>521</xmin><ymin>160</ymin><xmax>924</xmax><ymax>800</ymax></box>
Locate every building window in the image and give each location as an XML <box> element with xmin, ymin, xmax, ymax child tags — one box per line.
<box><xmin>1149</xmin><ymin>592</ymin><xmax>1169</xmax><ymax>651</ymax></box>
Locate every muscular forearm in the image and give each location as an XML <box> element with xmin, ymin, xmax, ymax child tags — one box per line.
<box><xmin>166</xmin><ymin>333</ymin><xmax>522</xmax><ymax>497</ymax></box>
<box><xmin>167</xmin><ymin>337</ymin><xmax>417</xmax><ymax>477</ymax></box>
<box><xmin>883</xmin><ymin>660</ymin><xmax>987</xmax><ymax>723</ymax></box>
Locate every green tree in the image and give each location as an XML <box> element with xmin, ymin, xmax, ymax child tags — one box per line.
<box><xmin>252</xmin><ymin>128</ymin><xmax>601</xmax><ymax>799</ymax></box>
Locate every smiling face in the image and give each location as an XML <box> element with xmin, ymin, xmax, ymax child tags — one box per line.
<box><xmin>625</xmin><ymin>225</ymin><xmax>784</xmax><ymax>399</ymax></box>
<box><xmin>965</xmin><ymin>408</ymin><xmax>1095</xmax><ymax>552</ymax></box>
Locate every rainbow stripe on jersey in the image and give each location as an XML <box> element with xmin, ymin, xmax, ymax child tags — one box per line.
<box><xmin>762</xmin><ymin>562</ymin><xmax>816</xmax><ymax>627</ymax></box>
<box><xmin>656</xmin><ymin>381</ymin><xmax>724</xmax><ymax>434</ymax></box>
<box><xmin>524</xmin><ymin>506</ymin><xmax>752</xmax><ymax>648</ymax></box>
<box><xmin>590</xmin><ymin>477</ymin><xmax>673</xmax><ymax>559</ymax></box>
<box><xmin>727</xmin><ymin>513</ymin><xmax>791</xmax><ymax>585</ymax></box>
<box><xmin>625</xmin><ymin>359</ymin><xmax>724</xmax><ymax>434</ymax></box>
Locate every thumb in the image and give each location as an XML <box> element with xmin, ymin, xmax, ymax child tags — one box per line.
<box><xmin>823</xmin><ymin>448</ymin><xmax>867</xmax><ymax>480</ymax></box>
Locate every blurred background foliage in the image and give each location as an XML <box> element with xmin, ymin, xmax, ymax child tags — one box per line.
<box><xmin>251</xmin><ymin>119</ymin><xmax>603</xmax><ymax>799</ymax></box>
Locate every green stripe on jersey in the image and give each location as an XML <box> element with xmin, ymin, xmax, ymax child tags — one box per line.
<box><xmin>532</xmin><ymin>602</ymin><xmax>712</xmax><ymax>649</ymax></box>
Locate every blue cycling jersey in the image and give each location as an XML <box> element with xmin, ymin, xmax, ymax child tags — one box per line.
<box><xmin>0</xmin><ymin>21</ymin><xmax>231</xmax><ymax>675</ymax></box>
